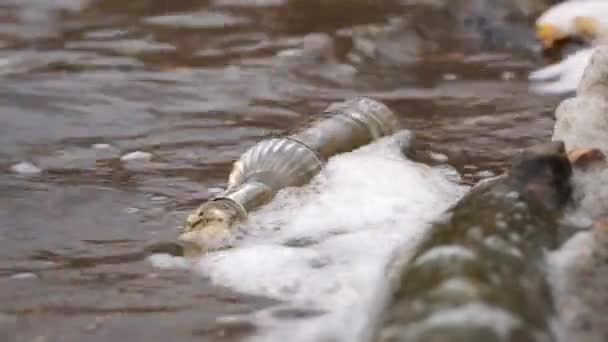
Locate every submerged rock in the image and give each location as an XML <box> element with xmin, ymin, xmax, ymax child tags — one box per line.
<box><xmin>376</xmin><ymin>141</ymin><xmax>572</xmax><ymax>342</ymax></box>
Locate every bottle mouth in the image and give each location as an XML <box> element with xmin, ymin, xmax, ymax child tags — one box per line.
<box><xmin>183</xmin><ymin>198</ymin><xmax>246</xmax><ymax>232</ymax></box>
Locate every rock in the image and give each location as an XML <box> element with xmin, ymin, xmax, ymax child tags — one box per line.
<box><xmin>376</xmin><ymin>141</ymin><xmax>572</xmax><ymax>342</ymax></box>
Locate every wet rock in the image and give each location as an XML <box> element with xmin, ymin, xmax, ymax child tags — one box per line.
<box><xmin>376</xmin><ymin>141</ymin><xmax>572</xmax><ymax>342</ymax></box>
<box><xmin>552</xmin><ymin>46</ymin><xmax>608</xmax><ymax>152</ymax></box>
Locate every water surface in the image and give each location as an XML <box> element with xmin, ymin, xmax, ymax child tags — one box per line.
<box><xmin>0</xmin><ymin>0</ymin><xmax>565</xmax><ymax>341</ymax></box>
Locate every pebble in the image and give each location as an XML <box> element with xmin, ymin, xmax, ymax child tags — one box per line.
<box><xmin>120</xmin><ymin>151</ymin><xmax>152</xmax><ymax>161</ymax></box>
<box><xmin>10</xmin><ymin>161</ymin><xmax>42</xmax><ymax>175</ymax></box>
<box><xmin>10</xmin><ymin>272</ymin><xmax>38</xmax><ymax>280</ymax></box>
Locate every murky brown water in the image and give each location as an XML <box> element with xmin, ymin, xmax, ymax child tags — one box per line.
<box><xmin>0</xmin><ymin>0</ymin><xmax>567</xmax><ymax>341</ymax></box>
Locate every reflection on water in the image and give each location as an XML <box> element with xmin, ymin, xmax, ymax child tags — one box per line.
<box><xmin>0</xmin><ymin>0</ymin><xmax>565</xmax><ymax>341</ymax></box>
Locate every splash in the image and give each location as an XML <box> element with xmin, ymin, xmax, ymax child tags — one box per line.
<box><xmin>152</xmin><ymin>132</ymin><xmax>466</xmax><ymax>341</ymax></box>
<box><xmin>529</xmin><ymin>48</ymin><xmax>594</xmax><ymax>94</ymax></box>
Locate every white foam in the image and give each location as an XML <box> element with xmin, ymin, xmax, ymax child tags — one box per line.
<box><xmin>92</xmin><ymin>143</ymin><xmax>113</xmax><ymax>150</ymax></box>
<box><xmin>529</xmin><ymin>48</ymin><xmax>594</xmax><ymax>95</ymax></box>
<box><xmin>147</xmin><ymin>254</ymin><xmax>190</xmax><ymax>270</ymax></box>
<box><xmin>570</xmin><ymin>168</ymin><xmax>608</xmax><ymax>221</ymax></box>
<box><xmin>413</xmin><ymin>245</ymin><xmax>476</xmax><ymax>266</ymax></box>
<box><xmin>120</xmin><ymin>151</ymin><xmax>152</xmax><ymax>161</ymax></box>
<box><xmin>10</xmin><ymin>272</ymin><xmax>38</xmax><ymax>280</ymax></box>
<box><xmin>413</xmin><ymin>303</ymin><xmax>522</xmax><ymax>338</ymax></box>
<box><xmin>178</xmin><ymin>132</ymin><xmax>466</xmax><ymax>342</ymax></box>
<box><xmin>10</xmin><ymin>161</ymin><xmax>42</xmax><ymax>175</ymax></box>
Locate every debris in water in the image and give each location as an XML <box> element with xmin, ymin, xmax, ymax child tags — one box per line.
<box><xmin>182</xmin><ymin>131</ymin><xmax>465</xmax><ymax>342</ymax></box>
<box><xmin>181</xmin><ymin>97</ymin><xmax>401</xmax><ymax>253</ymax></box>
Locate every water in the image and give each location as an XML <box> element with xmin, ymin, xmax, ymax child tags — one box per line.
<box><xmin>0</xmin><ymin>0</ymin><xmax>567</xmax><ymax>341</ymax></box>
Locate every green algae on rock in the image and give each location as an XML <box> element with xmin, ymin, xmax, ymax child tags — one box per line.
<box><xmin>376</xmin><ymin>141</ymin><xmax>572</xmax><ymax>342</ymax></box>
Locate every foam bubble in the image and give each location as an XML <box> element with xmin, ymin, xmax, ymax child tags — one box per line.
<box><xmin>529</xmin><ymin>48</ymin><xmax>594</xmax><ymax>95</ymax></box>
<box><xmin>410</xmin><ymin>303</ymin><xmax>522</xmax><ymax>338</ymax></box>
<box><xmin>10</xmin><ymin>161</ymin><xmax>42</xmax><ymax>175</ymax></box>
<box><xmin>570</xmin><ymin>168</ymin><xmax>608</xmax><ymax>221</ymax></box>
<box><xmin>10</xmin><ymin>272</ymin><xmax>38</xmax><ymax>280</ymax></box>
<box><xmin>92</xmin><ymin>143</ymin><xmax>113</xmax><ymax>150</ymax></box>
<box><xmin>147</xmin><ymin>254</ymin><xmax>190</xmax><ymax>270</ymax></box>
<box><xmin>166</xmin><ymin>133</ymin><xmax>466</xmax><ymax>341</ymax></box>
<box><xmin>120</xmin><ymin>151</ymin><xmax>152</xmax><ymax>161</ymax></box>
